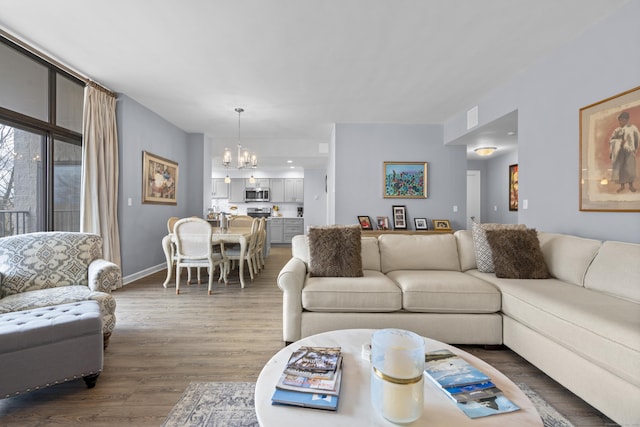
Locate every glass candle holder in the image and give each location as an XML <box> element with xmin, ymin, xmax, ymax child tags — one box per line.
<box><xmin>371</xmin><ymin>329</ymin><xmax>425</xmax><ymax>423</ymax></box>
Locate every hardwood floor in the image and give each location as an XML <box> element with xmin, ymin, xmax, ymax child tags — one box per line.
<box><xmin>0</xmin><ymin>246</ymin><xmax>618</xmax><ymax>426</ymax></box>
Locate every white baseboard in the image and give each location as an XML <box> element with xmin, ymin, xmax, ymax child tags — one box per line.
<box><xmin>122</xmin><ymin>263</ymin><xmax>166</xmax><ymax>285</ymax></box>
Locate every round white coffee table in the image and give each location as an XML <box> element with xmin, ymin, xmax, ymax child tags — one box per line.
<box><xmin>255</xmin><ymin>329</ymin><xmax>543</xmax><ymax>427</ymax></box>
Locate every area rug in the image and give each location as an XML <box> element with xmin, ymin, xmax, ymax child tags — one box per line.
<box><xmin>162</xmin><ymin>381</ymin><xmax>574</xmax><ymax>427</ymax></box>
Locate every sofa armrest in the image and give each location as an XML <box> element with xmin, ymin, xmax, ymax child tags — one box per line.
<box><xmin>277</xmin><ymin>257</ymin><xmax>308</xmax><ymax>343</ymax></box>
<box><xmin>88</xmin><ymin>259</ymin><xmax>122</xmax><ymax>293</ymax></box>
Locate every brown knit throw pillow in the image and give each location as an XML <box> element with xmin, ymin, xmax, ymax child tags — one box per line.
<box><xmin>485</xmin><ymin>229</ymin><xmax>549</xmax><ymax>279</ymax></box>
<box><xmin>308</xmin><ymin>225</ymin><xmax>363</xmax><ymax>277</ymax></box>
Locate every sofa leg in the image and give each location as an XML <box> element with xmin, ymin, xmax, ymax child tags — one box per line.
<box><xmin>103</xmin><ymin>332</ymin><xmax>112</xmax><ymax>349</ymax></box>
<box><xmin>83</xmin><ymin>373</ymin><xmax>100</xmax><ymax>389</ymax></box>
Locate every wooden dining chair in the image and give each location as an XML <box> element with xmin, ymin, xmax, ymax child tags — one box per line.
<box><xmin>224</xmin><ymin>217</ymin><xmax>260</xmax><ymax>281</ymax></box>
<box><xmin>173</xmin><ymin>217</ymin><xmax>227</xmax><ymax>295</ymax></box>
<box><xmin>253</xmin><ymin>217</ymin><xmax>267</xmax><ymax>273</ymax></box>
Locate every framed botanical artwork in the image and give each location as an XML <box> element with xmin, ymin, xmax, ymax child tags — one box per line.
<box><xmin>432</xmin><ymin>219</ymin><xmax>451</xmax><ymax>231</ymax></box>
<box><xmin>357</xmin><ymin>215</ymin><xmax>373</xmax><ymax>230</ymax></box>
<box><xmin>142</xmin><ymin>151</ymin><xmax>179</xmax><ymax>205</ymax></box>
<box><xmin>392</xmin><ymin>205</ymin><xmax>407</xmax><ymax>229</ymax></box>
<box><xmin>579</xmin><ymin>86</ymin><xmax>640</xmax><ymax>212</ymax></box>
<box><xmin>383</xmin><ymin>162</ymin><xmax>427</xmax><ymax>198</ymax></box>
<box><xmin>509</xmin><ymin>164</ymin><xmax>518</xmax><ymax>211</ymax></box>
<box><xmin>414</xmin><ymin>218</ymin><xmax>428</xmax><ymax>230</ymax></box>
<box><xmin>376</xmin><ymin>216</ymin><xmax>390</xmax><ymax>230</ymax></box>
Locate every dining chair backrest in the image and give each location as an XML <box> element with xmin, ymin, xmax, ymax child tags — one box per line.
<box><xmin>173</xmin><ymin>217</ymin><xmax>213</xmax><ymax>260</ymax></box>
<box><xmin>167</xmin><ymin>216</ymin><xmax>179</xmax><ymax>233</ymax></box>
<box><xmin>229</xmin><ymin>215</ymin><xmax>254</xmax><ymax>227</ymax></box>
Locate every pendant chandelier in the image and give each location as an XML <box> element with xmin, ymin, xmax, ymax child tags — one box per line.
<box><xmin>222</xmin><ymin>107</ymin><xmax>257</xmax><ymax>171</ymax></box>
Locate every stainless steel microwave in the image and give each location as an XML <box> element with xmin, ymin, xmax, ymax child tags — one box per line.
<box><xmin>244</xmin><ymin>187</ymin><xmax>270</xmax><ymax>202</ymax></box>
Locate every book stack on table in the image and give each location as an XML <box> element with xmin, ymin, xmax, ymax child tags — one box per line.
<box><xmin>271</xmin><ymin>346</ymin><xmax>343</xmax><ymax>411</ymax></box>
<box><xmin>424</xmin><ymin>349</ymin><xmax>520</xmax><ymax>419</ymax></box>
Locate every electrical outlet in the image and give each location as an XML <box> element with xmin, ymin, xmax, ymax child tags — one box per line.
<box><xmin>522</xmin><ymin>199</ymin><xmax>528</xmax><ymax>209</ymax></box>
<box><xmin>453</xmin><ymin>205</ymin><xmax>458</xmax><ymax>213</ymax></box>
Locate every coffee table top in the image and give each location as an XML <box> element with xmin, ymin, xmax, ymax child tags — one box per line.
<box><xmin>255</xmin><ymin>329</ymin><xmax>543</xmax><ymax>427</ymax></box>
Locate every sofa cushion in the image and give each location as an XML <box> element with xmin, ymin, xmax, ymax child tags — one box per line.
<box><xmin>307</xmin><ymin>225</ymin><xmax>363</xmax><ymax>277</ymax></box>
<box><xmin>387</xmin><ymin>270</ymin><xmax>501</xmax><ymax>313</ymax></box>
<box><xmin>471</xmin><ymin>271</ymin><xmax>640</xmax><ymax>388</ymax></box>
<box><xmin>584</xmin><ymin>241</ymin><xmax>640</xmax><ymax>303</ymax></box>
<box><xmin>485</xmin><ymin>229</ymin><xmax>549</xmax><ymax>279</ymax></box>
<box><xmin>454</xmin><ymin>230</ymin><xmax>477</xmax><ymax>272</ymax></box>
<box><xmin>537</xmin><ymin>233</ymin><xmax>601</xmax><ymax>287</ymax></box>
<box><xmin>379</xmin><ymin>234</ymin><xmax>460</xmax><ymax>274</ymax></box>
<box><xmin>301</xmin><ymin>271</ymin><xmax>401</xmax><ymax>312</ymax></box>
<box><xmin>471</xmin><ymin>223</ymin><xmax>527</xmax><ymax>273</ymax></box>
<box><xmin>0</xmin><ymin>286</ymin><xmax>116</xmax><ymax>335</ymax></box>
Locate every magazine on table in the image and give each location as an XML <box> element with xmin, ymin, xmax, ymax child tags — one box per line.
<box><xmin>285</xmin><ymin>346</ymin><xmax>342</xmax><ymax>374</ymax></box>
<box><xmin>424</xmin><ymin>349</ymin><xmax>520</xmax><ymax>418</ymax></box>
<box><xmin>271</xmin><ymin>388</ymin><xmax>339</xmax><ymax>411</ymax></box>
<box><xmin>276</xmin><ymin>362</ymin><xmax>343</xmax><ymax>396</ymax></box>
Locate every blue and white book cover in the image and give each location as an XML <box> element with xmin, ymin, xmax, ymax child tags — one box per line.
<box><xmin>271</xmin><ymin>388</ymin><xmax>339</xmax><ymax>411</ymax></box>
<box><xmin>456</xmin><ymin>394</ymin><xmax>520</xmax><ymax>418</ymax></box>
<box><xmin>425</xmin><ymin>349</ymin><xmax>491</xmax><ymax>388</ymax></box>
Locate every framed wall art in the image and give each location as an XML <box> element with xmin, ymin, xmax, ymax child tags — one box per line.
<box><xmin>392</xmin><ymin>205</ymin><xmax>407</xmax><ymax>229</ymax></box>
<box><xmin>414</xmin><ymin>218</ymin><xmax>428</xmax><ymax>230</ymax></box>
<box><xmin>383</xmin><ymin>162</ymin><xmax>427</xmax><ymax>198</ymax></box>
<box><xmin>579</xmin><ymin>86</ymin><xmax>640</xmax><ymax>212</ymax></box>
<box><xmin>509</xmin><ymin>164</ymin><xmax>518</xmax><ymax>211</ymax></box>
<box><xmin>432</xmin><ymin>219</ymin><xmax>451</xmax><ymax>231</ymax></box>
<box><xmin>357</xmin><ymin>215</ymin><xmax>373</xmax><ymax>230</ymax></box>
<box><xmin>142</xmin><ymin>151</ymin><xmax>179</xmax><ymax>205</ymax></box>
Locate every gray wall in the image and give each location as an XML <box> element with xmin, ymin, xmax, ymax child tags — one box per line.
<box><xmin>303</xmin><ymin>168</ymin><xmax>328</xmax><ymax>229</ymax></box>
<box><xmin>445</xmin><ymin>1</ymin><xmax>640</xmax><ymax>243</ymax></box>
<box><xmin>117</xmin><ymin>95</ymin><xmax>204</xmax><ymax>280</ymax></box>
<box><xmin>468</xmin><ymin>152</ymin><xmax>519</xmax><ymax>224</ymax></box>
<box><xmin>334</xmin><ymin>124</ymin><xmax>467</xmax><ymax>230</ymax></box>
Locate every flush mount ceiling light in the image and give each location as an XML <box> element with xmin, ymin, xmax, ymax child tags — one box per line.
<box><xmin>474</xmin><ymin>147</ymin><xmax>497</xmax><ymax>156</ymax></box>
<box><xmin>222</xmin><ymin>107</ymin><xmax>257</xmax><ymax>183</ymax></box>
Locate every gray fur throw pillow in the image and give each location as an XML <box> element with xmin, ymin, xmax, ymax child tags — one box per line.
<box><xmin>485</xmin><ymin>228</ymin><xmax>549</xmax><ymax>279</ymax></box>
<box><xmin>308</xmin><ymin>225</ymin><xmax>363</xmax><ymax>277</ymax></box>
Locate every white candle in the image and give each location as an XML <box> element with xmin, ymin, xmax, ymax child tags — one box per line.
<box><xmin>371</xmin><ymin>330</ymin><xmax>424</xmax><ymax>423</ymax></box>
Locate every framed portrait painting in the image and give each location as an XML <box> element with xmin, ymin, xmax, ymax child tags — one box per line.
<box><xmin>509</xmin><ymin>164</ymin><xmax>518</xmax><ymax>211</ymax></box>
<box><xmin>579</xmin><ymin>86</ymin><xmax>640</xmax><ymax>212</ymax></box>
<box><xmin>142</xmin><ymin>151</ymin><xmax>179</xmax><ymax>205</ymax></box>
<box><xmin>384</xmin><ymin>162</ymin><xmax>427</xmax><ymax>198</ymax></box>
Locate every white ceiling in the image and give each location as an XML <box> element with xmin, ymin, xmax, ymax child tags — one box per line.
<box><xmin>0</xmin><ymin>0</ymin><xmax>628</xmax><ymax>170</ymax></box>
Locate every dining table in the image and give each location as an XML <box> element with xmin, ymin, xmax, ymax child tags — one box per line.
<box><xmin>161</xmin><ymin>226</ymin><xmax>253</xmax><ymax>289</ymax></box>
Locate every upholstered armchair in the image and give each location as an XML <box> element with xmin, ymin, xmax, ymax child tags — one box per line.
<box><xmin>0</xmin><ymin>232</ymin><xmax>120</xmax><ymax>347</ymax></box>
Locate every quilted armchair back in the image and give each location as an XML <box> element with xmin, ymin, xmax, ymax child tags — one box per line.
<box><xmin>0</xmin><ymin>232</ymin><xmax>103</xmax><ymax>298</ymax></box>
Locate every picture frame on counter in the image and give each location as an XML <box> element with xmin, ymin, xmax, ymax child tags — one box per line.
<box><xmin>392</xmin><ymin>205</ymin><xmax>407</xmax><ymax>229</ymax></box>
<box><xmin>357</xmin><ymin>216</ymin><xmax>373</xmax><ymax>230</ymax></box>
<box><xmin>432</xmin><ymin>219</ymin><xmax>452</xmax><ymax>231</ymax></box>
<box><xmin>376</xmin><ymin>216</ymin><xmax>390</xmax><ymax>230</ymax></box>
<box><xmin>414</xmin><ymin>218</ymin><xmax>428</xmax><ymax>230</ymax></box>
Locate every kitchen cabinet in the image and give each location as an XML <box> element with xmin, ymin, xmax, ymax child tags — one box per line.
<box><xmin>284</xmin><ymin>178</ymin><xmax>304</xmax><ymax>203</ymax></box>
<box><xmin>211</xmin><ymin>178</ymin><xmax>229</xmax><ymax>199</ymax></box>
<box><xmin>270</xmin><ymin>178</ymin><xmax>285</xmax><ymax>203</ymax></box>
<box><xmin>283</xmin><ymin>218</ymin><xmax>304</xmax><ymax>242</ymax></box>
<box><xmin>269</xmin><ymin>218</ymin><xmax>303</xmax><ymax>244</ymax></box>
<box><xmin>270</xmin><ymin>218</ymin><xmax>284</xmax><ymax>243</ymax></box>
<box><xmin>229</xmin><ymin>178</ymin><xmax>245</xmax><ymax>202</ymax></box>
<box><xmin>245</xmin><ymin>178</ymin><xmax>270</xmax><ymax>188</ymax></box>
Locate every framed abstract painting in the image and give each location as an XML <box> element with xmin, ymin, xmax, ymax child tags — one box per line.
<box><xmin>383</xmin><ymin>162</ymin><xmax>427</xmax><ymax>198</ymax></box>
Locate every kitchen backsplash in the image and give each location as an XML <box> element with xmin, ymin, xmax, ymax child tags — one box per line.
<box><xmin>210</xmin><ymin>200</ymin><xmax>302</xmax><ymax>218</ymax></box>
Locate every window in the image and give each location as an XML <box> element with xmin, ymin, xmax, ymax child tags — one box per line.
<box><xmin>0</xmin><ymin>37</ymin><xmax>84</xmax><ymax>237</ymax></box>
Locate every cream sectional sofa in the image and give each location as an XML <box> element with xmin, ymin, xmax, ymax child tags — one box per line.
<box><xmin>277</xmin><ymin>231</ymin><xmax>640</xmax><ymax>426</ymax></box>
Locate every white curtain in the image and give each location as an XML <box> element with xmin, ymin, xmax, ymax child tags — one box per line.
<box><xmin>80</xmin><ymin>84</ymin><xmax>122</xmax><ymax>277</ymax></box>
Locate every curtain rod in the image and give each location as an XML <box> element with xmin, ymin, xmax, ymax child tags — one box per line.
<box><xmin>0</xmin><ymin>28</ymin><xmax>117</xmax><ymax>98</ymax></box>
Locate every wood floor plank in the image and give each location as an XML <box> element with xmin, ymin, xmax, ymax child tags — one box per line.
<box><xmin>0</xmin><ymin>246</ymin><xmax>619</xmax><ymax>426</ymax></box>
